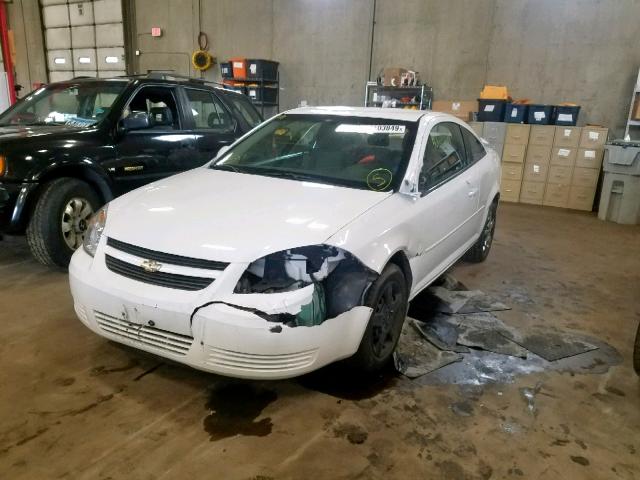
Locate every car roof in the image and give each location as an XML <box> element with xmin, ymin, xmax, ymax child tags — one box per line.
<box><xmin>48</xmin><ymin>76</ymin><xmax>242</xmax><ymax>97</ymax></box>
<box><xmin>285</xmin><ymin>106</ymin><xmax>453</xmax><ymax>122</ymax></box>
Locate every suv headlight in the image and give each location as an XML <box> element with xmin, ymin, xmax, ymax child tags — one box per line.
<box><xmin>83</xmin><ymin>205</ymin><xmax>108</xmax><ymax>257</ymax></box>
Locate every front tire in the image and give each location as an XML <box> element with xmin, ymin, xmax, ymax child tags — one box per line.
<box><xmin>26</xmin><ymin>178</ymin><xmax>100</xmax><ymax>268</ymax></box>
<box><xmin>465</xmin><ymin>199</ymin><xmax>498</xmax><ymax>263</ymax></box>
<box><xmin>348</xmin><ymin>263</ymin><xmax>408</xmax><ymax>374</ymax></box>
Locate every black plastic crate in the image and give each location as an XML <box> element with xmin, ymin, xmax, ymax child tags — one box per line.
<box><xmin>526</xmin><ymin>104</ymin><xmax>554</xmax><ymax>125</ymax></box>
<box><xmin>246</xmin><ymin>59</ymin><xmax>279</xmax><ymax>81</ymax></box>
<box><xmin>504</xmin><ymin>103</ymin><xmax>528</xmax><ymax>123</ymax></box>
<box><xmin>477</xmin><ymin>99</ymin><xmax>507</xmax><ymax>122</ymax></box>
<box><xmin>225</xmin><ymin>84</ymin><xmax>246</xmax><ymax>95</ymax></box>
<box><xmin>552</xmin><ymin>105</ymin><xmax>581</xmax><ymax>126</ymax></box>
<box><xmin>220</xmin><ymin>62</ymin><xmax>233</xmax><ymax>79</ymax></box>
<box><xmin>247</xmin><ymin>85</ymin><xmax>278</xmax><ymax>104</ymax></box>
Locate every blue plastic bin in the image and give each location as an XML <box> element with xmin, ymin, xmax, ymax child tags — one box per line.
<box><xmin>504</xmin><ymin>103</ymin><xmax>529</xmax><ymax>123</ymax></box>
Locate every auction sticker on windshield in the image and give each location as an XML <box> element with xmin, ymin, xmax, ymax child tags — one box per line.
<box><xmin>335</xmin><ymin>124</ymin><xmax>407</xmax><ymax>134</ymax></box>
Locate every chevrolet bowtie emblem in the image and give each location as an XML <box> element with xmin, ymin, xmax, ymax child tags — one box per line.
<box><xmin>140</xmin><ymin>259</ymin><xmax>162</xmax><ymax>273</ymax></box>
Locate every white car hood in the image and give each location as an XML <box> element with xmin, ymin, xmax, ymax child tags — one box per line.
<box><xmin>105</xmin><ymin>168</ymin><xmax>391</xmax><ymax>263</ymax></box>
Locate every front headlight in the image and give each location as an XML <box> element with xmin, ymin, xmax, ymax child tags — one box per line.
<box><xmin>83</xmin><ymin>205</ymin><xmax>108</xmax><ymax>257</ymax></box>
<box><xmin>234</xmin><ymin>245</ymin><xmax>378</xmax><ymax>326</ymax></box>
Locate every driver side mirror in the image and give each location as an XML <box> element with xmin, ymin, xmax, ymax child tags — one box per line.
<box><xmin>120</xmin><ymin>111</ymin><xmax>150</xmax><ymax>132</ymax></box>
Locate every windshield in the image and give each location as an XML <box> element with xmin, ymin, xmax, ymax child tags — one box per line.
<box><xmin>0</xmin><ymin>82</ymin><xmax>127</xmax><ymax>127</ymax></box>
<box><xmin>211</xmin><ymin>114</ymin><xmax>418</xmax><ymax>191</ymax></box>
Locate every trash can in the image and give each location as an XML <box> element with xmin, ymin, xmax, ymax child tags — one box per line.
<box><xmin>598</xmin><ymin>141</ymin><xmax>640</xmax><ymax>225</ymax></box>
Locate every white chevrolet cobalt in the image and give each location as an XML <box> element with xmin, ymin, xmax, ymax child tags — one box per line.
<box><xmin>69</xmin><ymin>106</ymin><xmax>500</xmax><ymax>379</ymax></box>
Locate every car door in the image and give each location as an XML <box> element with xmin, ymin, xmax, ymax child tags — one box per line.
<box><xmin>110</xmin><ymin>84</ymin><xmax>196</xmax><ymax>195</ymax></box>
<box><xmin>461</xmin><ymin>125</ymin><xmax>493</xmax><ymax>231</ymax></box>
<box><xmin>181</xmin><ymin>87</ymin><xmax>238</xmax><ymax>166</ymax></box>
<box><xmin>409</xmin><ymin>120</ymin><xmax>480</xmax><ymax>293</ymax></box>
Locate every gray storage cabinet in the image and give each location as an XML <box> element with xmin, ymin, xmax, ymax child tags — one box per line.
<box><xmin>598</xmin><ymin>142</ymin><xmax>640</xmax><ymax>224</ymax></box>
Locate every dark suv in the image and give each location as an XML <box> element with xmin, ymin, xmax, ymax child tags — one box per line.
<box><xmin>0</xmin><ymin>74</ymin><xmax>263</xmax><ymax>267</ymax></box>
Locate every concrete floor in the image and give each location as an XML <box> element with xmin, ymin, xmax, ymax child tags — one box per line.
<box><xmin>0</xmin><ymin>203</ymin><xmax>639</xmax><ymax>480</ymax></box>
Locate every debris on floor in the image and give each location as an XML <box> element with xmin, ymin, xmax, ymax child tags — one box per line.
<box><xmin>428</xmin><ymin>286</ymin><xmax>511</xmax><ymax>314</ymax></box>
<box><xmin>394</xmin><ymin>275</ymin><xmax>620</xmax><ymax>382</ymax></box>
<box><xmin>393</xmin><ymin>321</ymin><xmax>462</xmax><ymax>379</ymax></box>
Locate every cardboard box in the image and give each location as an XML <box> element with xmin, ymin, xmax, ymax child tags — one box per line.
<box><xmin>529</xmin><ymin>125</ymin><xmax>555</xmax><ymax>146</ymax></box>
<box><xmin>633</xmin><ymin>94</ymin><xmax>640</xmax><ymax>121</ymax></box>
<box><xmin>382</xmin><ymin>67</ymin><xmax>408</xmax><ymax>86</ymax></box>
<box><xmin>579</xmin><ymin>127</ymin><xmax>608</xmax><ymax>148</ymax></box>
<box><xmin>505</xmin><ymin>124</ymin><xmax>530</xmax><ymax>145</ymax></box>
<box><xmin>523</xmin><ymin>161</ymin><xmax>549</xmax><ymax>182</ymax></box>
<box><xmin>575</xmin><ymin>148</ymin><xmax>604</xmax><ymax>169</ymax></box>
<box><xmin>551</xmin><ymin>147</ymin><xmax>577</xmax><ymax>167</ymax></box>
<box><xmin>553</xmin><ymin>126</ymin><xmax>581</xmax><ymax>148</ymax></box>
<box><xmin>519</xmin><ymin>181</ymin><xmax>545</xmax><ymax>205</ymax></box>
<box><xmin>432</xmin><ymin>100</ymin><xmax>478</xmax><ymax>121</ymax></box>
<box><xmin>500</xmin><ymin>179</ymin><xmax>521</xmax><ymax>202</ymax></box>
<box><xmin>568</xmin><ymin>185</ymin><xmax>596</xmax><ymax>211</ymax></box>
<box><xmin>543</xmin><ymin>183</ymin><xmax>570</xmax><ymax>208</ymax></box>
<box><xmin>501</xmin><ymin>162</ymin><xmax>524</xmax><ymax>182</ymax></box>
<box><xmin>502</xmin><ymin>143</ymin><xmax>526</xmax><ymax>164</ymax></box>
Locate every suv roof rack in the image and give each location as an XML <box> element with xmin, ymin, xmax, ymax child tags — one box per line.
<box><xmin>119</xmin><ymin>70</ymin><xmax>230</xmax><ymax>89</ymax></box>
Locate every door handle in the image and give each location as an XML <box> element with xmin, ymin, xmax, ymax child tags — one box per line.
<box><xmin>468</xmin><ymin>188</ymin><xmax>479</xmax><ymax>198</ymax></box>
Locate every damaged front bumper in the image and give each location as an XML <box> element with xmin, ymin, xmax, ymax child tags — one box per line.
<box><xmin>69</xmin><ymin>248</ymin><xmax>372</xmax><ymax>379</ymax></box>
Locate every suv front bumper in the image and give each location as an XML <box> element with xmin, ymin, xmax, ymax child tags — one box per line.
<box><xmin>0</xmin><ymin>181</ymin><xmax>37</xmax><ymax>233</ymax></box>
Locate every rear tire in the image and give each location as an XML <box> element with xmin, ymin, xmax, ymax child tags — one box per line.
<box><xmin>348</xmin><ymin>263</ymin><xmax>408</xmax><ymax>374</ymax></box>
<box><xmin>26</xmin><ymin>178</ymin><xmax>100</xmax><ymax>268</ymax></box>
<box><xmin>465</xmin><ymin>199</ymin><xmax>498</xmax><ymax>263</ymax></box>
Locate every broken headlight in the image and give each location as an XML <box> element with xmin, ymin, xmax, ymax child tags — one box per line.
<box><xmin>234</xmin><ymin>245</ymin><xmax>345</xmax><ymax>294</ymax></box>
<box><xmin>83</xmin><ymin>204</ymin><xmax>108</xmax><ymax>257</ymax></box>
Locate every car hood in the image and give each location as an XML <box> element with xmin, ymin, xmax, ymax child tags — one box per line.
<box><xmin>0</xmin><ymin>124</ymin><xmax>85</xmax><ymax>141</ymax></box>
<box><xmin>105</xmin><ymin>168</ymin><xmax>391</xmax><ymax>263</ymax></box>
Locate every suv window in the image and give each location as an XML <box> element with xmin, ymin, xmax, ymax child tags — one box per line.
<box><xmin>124</xmin><ymin>86</ymin><xmax>180</xmax><ymax>130</ymax></box>
<box><xmin>461</xmin><ymin>127</ymin><xmax>486</xmax><ymax>164</ymax></box>
<box><xmin>419</xmin><ymin>122</ymin><xmax>467</xmax><ymax>193</ymax></box>
<box><xmin>185</xmin><ymin>88</ymin><xmax>234</xmax><ymax>132</ymax></box>
<box><xmin>225</xmin><ymin>93</ymin><xmax>262</xmax><ymax>129</ymax></box>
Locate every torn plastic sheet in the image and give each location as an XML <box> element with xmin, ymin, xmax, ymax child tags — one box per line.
<box><xmin>427</xmin><ymin>286</ymin><xmax>510</xmax><ymax>314</ymax></box>
<box><xmin>394</xmin><ymin>319</ymin><xmax>462</xmax><ymax>379</ymax></box>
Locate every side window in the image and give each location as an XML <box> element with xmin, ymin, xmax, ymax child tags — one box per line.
<box><xmin>226</xmin><ymin>93</ymin><xmax>263</xmax><ymax>129</ymax></box>
<box><xmin>185</xmin><ymin>89</ymin><xmax>235</xmax><ymax>132</ymax></box>
<box><xmin>461</xmin><ymin>127</ymin><xmax>486</xmax><ymax>164</ymax></box>
<box><xmin>419</xmin><ymin>122</ymin><xmax>467</xmax><ymax>193</ymax></box>
<box><xmin>124</xmin><ymin>86</ymin><xmax>180</xmax><ymax>130</ymax></box>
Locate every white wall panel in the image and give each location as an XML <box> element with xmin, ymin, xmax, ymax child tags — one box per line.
<box><xmin>71</xmin><ymin>25</ymin><xmax>96</xmax><ymax>48</ymax></box>
<box><xmin>69</xmin><ymin>2</ymin><xmax>94</xmax><ymax>26</ymax></box>
<box><xmin>47</xmin><ymin>49</ymin><xmax>72</xmax><ymax>71</ymax></box>
<box><xmin>72</xmin><ymin>48</ymin><xmax>97</xmax><ymax>71</ymax></box>
<box><xmin>95</xmin><ymin>23</ymin><xmax>124</xmax><ymax>47</ymax></box>
<box><xmin>45</xmin><ymin>27</ymin><xmax>71</xmax><ymax>50</ymax></box>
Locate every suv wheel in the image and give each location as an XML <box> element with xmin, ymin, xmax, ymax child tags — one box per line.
<box><xmin>465</xmin><ymin>199</ymin><xmax>498</xmax><ymax>263</ymax></box>
<box><xmin>348</xmin><ymin>263</ymin><xmax>408</xmax><ymax>374</ymax></box>
<box><xmin>26</xmin><ymin>178</ymin><xmax>100</xmax><ymax>267</ymax></box>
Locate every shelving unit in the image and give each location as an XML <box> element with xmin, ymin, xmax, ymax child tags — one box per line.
<box><xmin>224</xmin><ymin>75</ymin><xmax>280</xmax><ymax>118</ymax></box>
<box><xmin>364</xmin><ymin>82</ymin><xmax>433</xmax><ymax>110</ymax></box>
<box><xmin>624</xmin><ymin>67</ymin><xmax>640</xmax><ymax>140</ymax></box>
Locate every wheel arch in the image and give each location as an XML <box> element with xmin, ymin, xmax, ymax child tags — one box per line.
<box><xmin>25</xmin><ymin>163</ymin><xmax>113</xmax><ymax>221</ymax></box>
<box><xmin>386</xmin><ymin>249</ymin><xmax>413</xmax><ymax>293</ymax></box>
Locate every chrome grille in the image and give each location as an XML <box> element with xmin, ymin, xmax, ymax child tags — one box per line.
<box><xmin>205</xmin><ymin>346</ymin><xmax>318</xmax><ymax>372</ymax></box>
<box><xmin>107</xmin><ymin>237</ymin><xmax>229</xmax><ymax>270</ymax></box>
<box><xmin>105</xmin><ymin>254</ymin><xmax>214</xmax><ymax>291</ymax></box>
<box><xmin>94</xmin><ymin>311</ymin><xmax>194</xmax><ymax>356</ymax></box>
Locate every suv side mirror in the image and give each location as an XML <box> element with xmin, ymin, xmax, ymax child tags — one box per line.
<box><xmin>120</xmin><ymin>111</ymin><xmax>150</xmax><ymax>132</ymax></box>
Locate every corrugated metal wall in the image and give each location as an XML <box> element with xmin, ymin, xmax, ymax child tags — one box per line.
<box><xmin>40</xmin><ymin>0</ymin><xmax>126</xmax><ymax>81</ymax></box>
